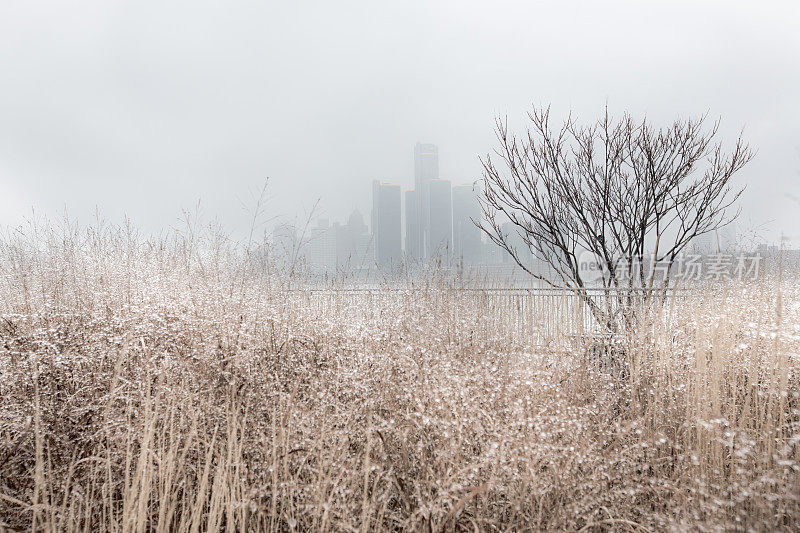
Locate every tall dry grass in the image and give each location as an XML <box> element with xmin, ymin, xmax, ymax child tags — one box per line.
<box><xmin>0</xmin><ymin>218</ymin><xmax>798</xmax><ymax>531</ymax></box>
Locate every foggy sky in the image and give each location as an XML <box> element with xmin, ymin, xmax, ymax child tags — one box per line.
<box><xmin>1</xmin><ymin>1</ymin><xmax>798</xmax><ymax>243</ymax></box>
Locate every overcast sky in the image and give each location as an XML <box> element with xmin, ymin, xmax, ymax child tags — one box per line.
<box><xmin>1</xmin><ymin>0</ymin><xmax>798</xmax><ymax>243</ymax></box>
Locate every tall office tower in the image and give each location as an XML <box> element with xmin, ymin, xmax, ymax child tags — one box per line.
<box><xmin>500</xmin><ymin>221</ymin><xmax>534</xmax><ymax>267</ymax></box>
<box><xmin>718</xmin><ymin>222</ymin><xmax>740</xmax><ymax>252</ymax></box>
<box><xmin>414</xmin><ymin>142</ymin><xmax>439</xmax><ymax>258</ymax></box>
<box><xmin>308</xmin><ymin>218</ymin><xmax>337</xmax><ymax>272</ymax></box>
<box><xmin>405</xmin><ymin>189</ymin><xmax>421</xmax><ymax>260</ymax></box>
<box><xmin>271</xmin><ymin>223</ymin><xmax>297</xmax><ymax>268</ymax></box>
<box><xmin>335</xmin><ymin>209</ymin><xmax>372</xmax><ymax>271</ymax></box>
<box><xmin>452</xmin><ymin>184</ymin><xmax>482</xmax><ymax>265</ymax></box>
<box><xmin>691</xmin><ymin>222</ymin><xmax>739</xmax><ymax>255</ymax></box>
<box><xmin>428</xmin><ymin>179</ymin><xmax>452</xmax><ymax>261</ymax></box>
<box><xmin>371</xmin><ymin>180</ymin><xmax>402</xmax><ymax>268</ymax></box>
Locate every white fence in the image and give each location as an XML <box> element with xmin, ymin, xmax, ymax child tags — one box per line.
<box><xmin>292</xmin><ymin>287</ymin><xmax>685</xmax><ymax>347</ymax></box>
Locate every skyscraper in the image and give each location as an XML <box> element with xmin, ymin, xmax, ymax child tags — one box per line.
<box><xmin>405</xmin><ymin>189</ymin><xmax>421</xmax><ymax>261</ymax></box>
<box><xmin>500</xmin><ymin>221</ymin><xmax>534</xmax><ymax>267</ymax></box>
<box><xmin>308</xmin><ymin>218</ymin><xmax>337</xmax><ymax>271</ymax></box>
<box><xmin>335</xmin><ymin>209</ymin><xmax>372</xmax><ymax>272</ymax></box>
<box><xmin>271</xmin><ymin>223</ymin><xmax>298</xmax><ymax>268</ymax></box>
<box><xmin>414</xmin><ymin>142</ymin><xmax>439</xmax><ymax>258</ymax></box>
<box><xmin>428</xmin><ymin>179</ymin><xmax>452</xmax><ymax>261</ymax></box>
<box><xmin>371</xmin><ymin>180</ymin><xmax>402</xmax><ymax>268</ymax></box>
<box><xmin>452</xmin><ymin>184</ymin><xmax>482</xmax><ymax>265</ymax></box>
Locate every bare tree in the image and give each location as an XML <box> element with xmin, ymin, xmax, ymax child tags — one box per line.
<box><xmin>478</xmin><ymin>106</ymin><xmax>753</xmax><ymax>331</ymax></box>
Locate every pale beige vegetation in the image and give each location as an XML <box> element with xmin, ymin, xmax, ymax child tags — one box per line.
<box><xmin>0</xmin><ymin>220</ymin><xmax>798</xmax><ymax>531</ymax></box>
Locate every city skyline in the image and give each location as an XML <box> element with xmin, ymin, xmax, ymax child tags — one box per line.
<box><xmin>2</xmin><ymin>2</ymin><xmax>798</xmax><ymax>245</ymax></box>
<box><xmin>268</xmin><ymin>138</ymin><xmax>792</xmax><ymax>275</ymax></box>
<box><xmin>275</xmin><ymin>141</ymin><xmax>488</xmax><ymax>271</ymax></box>
<box><xmin>259</xmin><ymin>137</ymin><xmax>537</xmax><ymax>274</ymax></box>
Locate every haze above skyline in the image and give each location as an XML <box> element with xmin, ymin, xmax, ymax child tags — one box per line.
<box><xmin>1</xmin><ymin>0</ymin><xmax>798</xmax><ymax>243</ymax></box>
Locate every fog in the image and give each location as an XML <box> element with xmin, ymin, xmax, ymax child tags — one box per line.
<box><xmin>1</xmin><ymin>0</ymin><xmax>798</xmax><ymax>243</ymax></box>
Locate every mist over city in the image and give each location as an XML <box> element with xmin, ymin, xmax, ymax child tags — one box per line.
<box><xmin>1</xmin><ymin>1</ymin><xmax>798</xmax><ymax>243</ymax></box>
<box><xmin>1</xmin><ymin>2</ymin><xmax>799</xmax><ymax>531</ymax></box>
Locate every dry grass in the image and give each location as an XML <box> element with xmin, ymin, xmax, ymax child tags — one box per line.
<box><xmin>1</xmin><ymin>220</ymin><xmax>799</xmax><ymax>531</ymax></box>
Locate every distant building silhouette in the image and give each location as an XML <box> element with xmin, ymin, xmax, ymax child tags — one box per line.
<box><xmin>335</xmin><ymin>209</ymin><xmax>372</xmax><ymax>271</ymax></box>
<box><xmin>308</xmin><ymin>218</ymin><xmax>337</xmax><ymax>271</ymax></box>
<box><xmin>500</xmin><ymin>221</ymin><xmax>533</xmax><ymax>268</ymax></box>
<box><xmin>428</xmin><ymin>179</ymin><xmax>452</xmax><ymax>261</ymax></box>
<box><xmin>452</xmin><ymin>184</ymin><xmax>482</xmax><ymax>265</ymax></box>
<box><xmin>271</xmin><ymin>223</ymin><xmax>298</xmax><ymax>267</ymax></box>
<box><xmin>414</xmin><ymin>142</ymin><xmax>439</xmax><ymax>258</ymax></box>
<box><xmin>371</xmin><ymin>180</ymin><xmax>402</xmax><ymax>268</ymax></box>
<box><xmin>405</xmin><ymin>189</ymin><xmax>421</xmax><ymax>261</ymax></box>
<box><xmin>692</xmin><ymin>222</ymin><xmax>740</xmax><ymax>254</ymax></box>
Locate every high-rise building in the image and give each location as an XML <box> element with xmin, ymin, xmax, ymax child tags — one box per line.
<box><xmin>372</xmin><ymin>180</ymin><xmax>402</xmax><ymax>268</ymax></box>
<box><xmin>428</xmin><ymin>179</ymin><xmax>452</xmax><ymax>260</ymax></box>
<box><xmin>414</xmin><ymin>142</ymin><xmax>439</xmax><ymax>258</ymax></box>
<box><xmin>692</xmin><ymin>222</ymin><xmax>739</xmax><ymax>255</ymax></box>
<box><xmin>308</xmin><ymin>218</ymin><xmax>337</xmax><ymax>271</ymax></box>
<box><xmin>405</xmin><ymin>189</ymin><xmax>421</xmax><ymax>261</ymax></box>
<box><xmin>452</xmin><ymin>184</ymin><xmax>482</xmax><ymax>265</ymax></box>
<box><xmin>335</xmin><ymin>209</ymin><xmax>373</xmax><ymax>271</ymax></box>
<box><xmin>271</xmin><ymin>223</ymin><xmax>298</xmax><ymax>268</ymax></box>
<box><xmin>500</xmin><ymin>221</ymin><xmax>533</xmax><ymax>267</ymax></box>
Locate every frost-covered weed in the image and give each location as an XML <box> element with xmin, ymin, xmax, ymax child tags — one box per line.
<box><xmin>0</xmin><ymin>221</ymin><xmax>798</xmax><ymax>531</ymax></box>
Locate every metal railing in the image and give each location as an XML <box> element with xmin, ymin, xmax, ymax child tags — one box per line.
<box><xmin>286</xmin><ymin>287</ymin><xmax>686</xmax><ymax>347</ymax></box>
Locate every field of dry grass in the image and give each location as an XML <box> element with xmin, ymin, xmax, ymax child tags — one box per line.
<box><xmin>1</xmin><ymin>221</ymin><xmax>799</xmax><ymax>531</ymax></box>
